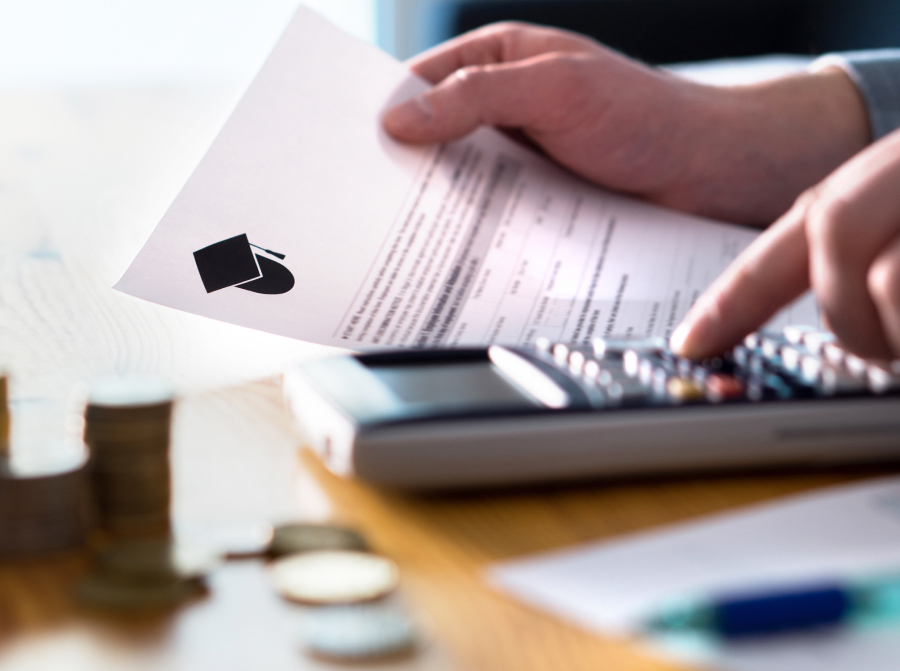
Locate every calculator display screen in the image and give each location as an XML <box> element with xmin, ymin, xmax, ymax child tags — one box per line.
<box><xmin>370</xmin><ymin>362</ymin><xmax>539</xmax><ymax>412</ymax></box>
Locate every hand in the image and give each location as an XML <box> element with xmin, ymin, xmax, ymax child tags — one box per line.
<box><xmin>383</xmin><ymin>23</ymin><xmax>870</xmax><ymax>226</ymax></box>
<box><xmin>671</xmin><ymin>128</ymin><xmax>900</xmax><ymax>360</ymax></box>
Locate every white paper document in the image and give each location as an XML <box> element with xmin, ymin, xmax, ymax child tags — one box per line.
<box><xmin>115</xmin><ymin>8</ymin><xmax>816</xmax><ymax>349</ymax></box>
<box><xmin>489</xmin><ymin>477</ymin><xmax>900</xmax><ymax>671</ymax></box>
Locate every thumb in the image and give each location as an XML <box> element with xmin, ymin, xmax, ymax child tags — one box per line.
<box><xmin>383</xmin><ymin>55</ymin><xmax>571</xmax><ymax>144</ymax></box>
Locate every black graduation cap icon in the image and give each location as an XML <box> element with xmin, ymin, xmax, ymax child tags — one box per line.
<box><xmin>193</xmin><ymin>234</ymin><xmax>295</xmax><ymax>295</ymax></box>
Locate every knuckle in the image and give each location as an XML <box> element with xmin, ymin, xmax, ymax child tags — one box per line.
<box><xmin>452</xmin><ymin>65</ymin><xmax>486</xmax><ymax>94</ymax></box>
<box><xmin>805</xmin><ymin>193</ymin><xmax>859</xmax><ymax>263</ymax></box>
<box><xmin>868</xmin><ymin>251</ymin><xmax>900</xmax><ymax>306</ymax></box>
<box><xmin>487</xmin><ymin>20</ymin><xmax>532</xmax><ymax>35</ymax></box>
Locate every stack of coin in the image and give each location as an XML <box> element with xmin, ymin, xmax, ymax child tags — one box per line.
<box><xmin>0</xmin><ymin>445</ymin><xmax>92</xmax><ymax>555</ymax></box>
<box><xmin>83</xmin><ymin>378</ymin><xmax>174</xmax><ymax>537</ymax></box>
<box><xmin>266</xmin><ymin>522</ymin><xmax>420</xmax><ymax>661</ymax></box>
<box><xmin>75</xmin><ymin>538</ymin><xmax>218</xmax><ymax>611</ymax></box>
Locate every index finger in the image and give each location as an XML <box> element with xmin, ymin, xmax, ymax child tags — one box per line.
<box><xmin>407</xmin><ymin>22</ymin><xmax>600</xmax><ymax>84</ymax></box>
<box><xmin>671</xmin><ymin>197</ymin><xmax>813</xmax><ymax>359</ymax></box>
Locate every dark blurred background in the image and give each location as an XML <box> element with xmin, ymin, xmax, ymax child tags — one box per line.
<box><xmin>382</xmin><ymin>0</ymin><xmax>900</xmax><ymax>63</ymax></box>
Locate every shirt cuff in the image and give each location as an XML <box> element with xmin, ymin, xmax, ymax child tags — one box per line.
<box><xmin>811</xmin><ymin>50</ymin><xmax>900</xmax><ymax>141</ymax></box>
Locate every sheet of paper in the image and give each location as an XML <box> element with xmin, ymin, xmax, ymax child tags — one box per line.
<box><xmin>489</xmin><ymin>477</ymin><xmax>900</xmax><ymax>671</ymax></box>
<box><xmin>115</xmin><ymin>8</ymin><xmax>817</xmax><ymax>349</ymax></box>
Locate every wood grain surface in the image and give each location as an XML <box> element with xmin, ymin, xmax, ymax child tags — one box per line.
<box><xmin>0</xmin><ymin>87</ymin><xmax>891</xmax><ymax>671</ymax></box>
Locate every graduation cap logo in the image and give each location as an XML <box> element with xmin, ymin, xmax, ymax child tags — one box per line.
<box><xmin>193</xmin><ymin>234</ymin><xmax>295</xmax><ymax>295</ymax></box>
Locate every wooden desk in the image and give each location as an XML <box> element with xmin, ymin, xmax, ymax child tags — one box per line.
<box><xmin>0</xmin><ymin>86</ymin><xmax>889</xmax><ymax>671</ymax></box>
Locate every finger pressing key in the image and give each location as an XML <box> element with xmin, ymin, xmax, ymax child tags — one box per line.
<box><xmin>671</xmin><ymin>198</ymin><xmax>811</xmax><ymax>360</ymax></box>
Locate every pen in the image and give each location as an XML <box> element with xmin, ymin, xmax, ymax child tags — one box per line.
<box><xmin>643</xmin><ymin>573</ymin><xmax>900</xmax><ymax>638</ymax></box>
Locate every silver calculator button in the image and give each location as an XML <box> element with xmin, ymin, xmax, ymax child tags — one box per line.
<box><xmin>845</xmin><ymin>353</ymin><xmax>868</xmax><ymax>378</ymax></box>
<box><xmin>868</xmin><ymin>363</ymin><xmax>900</xmax><ymax>394</ymax></box>
<box><xmin>552</xmin><ymin>343</ymin><xmax>569</xmax><ymax>365</ymax></box>
<box><xmin>582</xmin><ymin>359</ymin><xmax>600</xmax><ymax>381</ymax></box>
<box><xmin>568</xmin><ymin>351</ymin><xmax>585</xmax><ymax>376</ymax></box>
<box><xmin>782</xmin><ymin>324</ymin><xmax>817</xmax><ymax>345</ymax></box>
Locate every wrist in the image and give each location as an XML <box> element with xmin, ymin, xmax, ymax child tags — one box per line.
<box><xmin>658</xmin><ymin>67</ymin><xmax>870</xmax><ymax>226</ymax></box>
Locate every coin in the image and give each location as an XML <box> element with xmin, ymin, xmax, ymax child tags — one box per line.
<box><xmin>269</xmin><ymin>550</ymin><xmax>400</xmax><ymax>604</ymax></box>
<box><xmin>270</xmin><ymin>523</ymin><xmax>367</xmax><ymax>556</ymax></box>
<box><xmin>303</xmin><ymin>604</ymin><xmax>416</xmax><ymax>660</ymax></box>
<box><xmin>74</xmin><ymin>573</ymin><xmax>203</xmax><ymax>611</ymax></box>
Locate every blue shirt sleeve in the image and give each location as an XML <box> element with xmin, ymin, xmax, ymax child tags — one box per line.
<box><xmin>811</xmin><ymin>50</ymin><xmax>900</xmax><ymax>141</ymax></box>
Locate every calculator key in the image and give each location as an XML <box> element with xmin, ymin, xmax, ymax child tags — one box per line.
<box><xmin>552</xmin><ymin>343</ymin><xmax>569</xmax><ymax>365</ymax></box>
<box><xmin>844</xmin><ymin>353</ymin><xmax>868</xmax><ymax>378</ymax></box>
<box><xmin>676</xmin><ymin>358</ymin><xmax>693</xmax><ymax>377</ymax></box>
<box><xmin>666</xmin><ymin>377</ymin><xmax>703</xmax><ymax>403</ymax></box>
<box><xmin>623</xmin><ymin>350</ymin><xmax>641</xmax><ymax>377</ymax></box>
<box><xmin>801</xmin><ymin>331</ymin><xmax>835</xmax><ymax>355</ymax></box>
<box><xmin>534</xmin><ymin>337</ymin><xmax>551</xmax><ymax>353</ymax></box>
<box><xmin>867</xmin><ymin>363</ymin><xmax>900</xmax><ymax>394</ymax></box>
<box><xmin>705</xmin><ymin>374</ymin><xmax>744</xmax><ymax>402</ymax></box>
<box><xmin>760</xmin><ymin>334</ymin><xmax>784</xmax><ymax>360</ymax></box>
<box><xmin>819</xmin><ymin>364</ymin><xmax>869</xmax><ymax>396</ymax></box>
<box><xmin>651</xmin><ymin>368</ymin><xmax>669</xmax><ymax>397</ymax></box>
<box><xmin>780</xmin><ymin>346</ymin><xmax>804</xmax><ymax>373</ymax></box>
<box><xmin>743</xmin><ymin>333</ymin><xmax>760</xmax><ymax>349</ymax></box>
<box><xmin>732</xmin><ymin>345</ymin><xmax>751</xmax><ymax>367</ymax></box>
<box><xmin>638</xmin><ymin>359</ymin><xmax>655</xmax><ymax>386</ymax></box>
<box><xmin>582</xmin><ymin>359</ymin><xmax>600</xmax><ymax>382</ymax></box>
<box><xmin>747</xmin><ymin>354</ymin><xmax>766</xmax><ymax>376</ymax></box>
<box><xmin>604</xmin><ymin>378</ymin><xmax>647</xmax><ymax>406</ymax></box>
<box><xmin>782</xmin><ymin>325</ymin><xmax>817</xmax><ymax>345</ymax></box>
<box><xmin>799</xmin><ymin>354</ymin><xmax>821</xmax><ymax>384</ymax></box>
<box><xmin>823</xmin><ymin>342</ymin><xmax>845</xmax><ymax>366</ymax></box>
<box><xmin>568</xmin><ymin>351</ymin><xmax>585</xmax><ymax>376</ymax></box>
<box><xmin>689</xmin><ymin>367</ymin><xmax>707</xmax><ymax>388</ymax></box>
<box><xmin>751</xmin><ymin>374</ymin><xmax>795</xmax><ymax>400</ymax></box>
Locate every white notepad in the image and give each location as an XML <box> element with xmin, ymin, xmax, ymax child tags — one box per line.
<box><xmin>489</xmin><ymin>477</ymin><xmax>900</xmax><ymax>671</ymax></box>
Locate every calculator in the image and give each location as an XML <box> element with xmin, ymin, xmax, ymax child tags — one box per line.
<box><xmin>283</xmin><ymin>327</ymin><xmax>900</xmax><ymax>489</ymax></box>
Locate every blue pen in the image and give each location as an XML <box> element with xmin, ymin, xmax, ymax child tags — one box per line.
<box><xmin>643</xmin><ymin>573</ymin><xmax>900</xmax><ymax>638</ymax></box>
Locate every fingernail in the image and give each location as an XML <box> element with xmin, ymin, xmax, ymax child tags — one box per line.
<box><xmin>384</xmin><ymin>95</ymin><xmax>433</xmax><ymax>133</ymax></box>
<box><xmin>669</xmin><ymin>322</ymin><xmax>692</xmax><ymax>357</ymax></box>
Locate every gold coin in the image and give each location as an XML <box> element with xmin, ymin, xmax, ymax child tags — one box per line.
<box><xmin>270</xmin><ymin>523</ymin><xmax>367</xmax><ymax>556</ymax></box>
<box><xmin>269</xmin><ymin>551</ymin><xmax>399</xmax><ymax>605</ymax></box>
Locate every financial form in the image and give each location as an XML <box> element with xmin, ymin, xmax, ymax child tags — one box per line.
<box><xmin>116</xmin><ymin>8</ymin><xmax>816</xmax><ymax>350</ymax></box>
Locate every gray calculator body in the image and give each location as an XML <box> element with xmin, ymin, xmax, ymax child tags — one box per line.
<box><xmin>283</xmin><ymin>333</ymin><xmax>900</xmax><ymax>490</ymax></box>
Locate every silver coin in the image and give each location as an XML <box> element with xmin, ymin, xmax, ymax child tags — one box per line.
<box><xmin>303</xmin><ymin>604</ymin><xmax>416</xmax><ymax>660</ymax></box>
<box><xmin>269</xmin><ymin>550</ymin><xmax>399</xmax><ymax>604</ymax></box>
